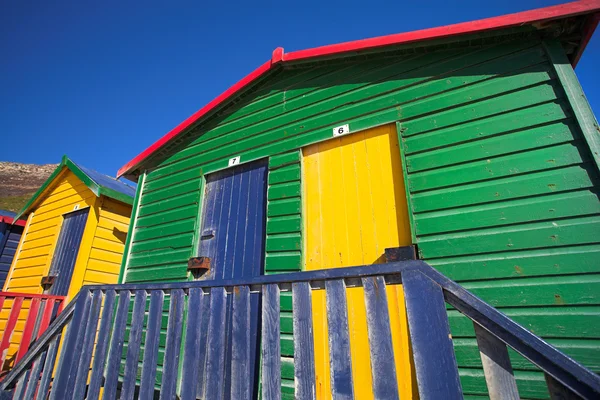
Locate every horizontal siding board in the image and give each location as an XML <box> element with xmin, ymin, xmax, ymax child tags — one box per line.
<box><xmin>269</xmin><ymin>152</ymin><xmax>301</xmax><ymax>169</ymax></box>
<box><xmin>407</xmin><ymin>120</ymin><xmax>577</xmax><ymax>173</ymax></box>
<box><xmin>418</xmin><ymin>215</ymin><xmax>600</xmax><ymax>258</ymax></box>
<box><xmin>415</xmin><ymin>189</ymin><xmax>600</xmax><ymax>235</ymax></box>
<box><xmin>404</xmin><ymin>100</ymin><xmax>570</xmax><ymax>154</ymax></box>
<box><xmin>411</xmin><ymin>164</ymin><xmax>598</xmax><ymax>213</ymax></box>
<box><xmin>268</xmin><ymin>182</ymin><xmax>301</xmax><ymax>201</ymax></box>
<box><xmin>266</xmin><ymin>233</ymin><xmax>302</xmax><ymax>252</ymax></box>
<box><xmin>430</xmin><ymin>244</ymin><xmax>600</xmax><ymax>281</ymax></box>
<box><xmin>267</xmin><ymin>216</ymin><xmax>302</xmax><ymax>235</ymax></box>
<box><xmin>268</xmin><ymin>198</ymin><xmax>302</xmax><ymax>217</ymax></box>
<box><xmin>448</xmin><ymin>307</ymin><xmax>600</xmax><ymax>338</ymax></box>
<box><xmin>409</xmin><ymin>141</ymin><xmax>588</xmax><ymax>193</ymax></box>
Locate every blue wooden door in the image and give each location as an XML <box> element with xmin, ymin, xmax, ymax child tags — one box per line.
<box><xmin>0</xmin><ymin>223</ymin><xmax>23</xmax><ymax>288</ymax></box>
<box><xmin>47</xmin><ymin>208</ymin><xmax>89</xmax><ymax>296</ymax></box>
<box><xmin>198</xmin><ymin>159</ymin><xmax>268</xmax><ymax>399</ymax></box>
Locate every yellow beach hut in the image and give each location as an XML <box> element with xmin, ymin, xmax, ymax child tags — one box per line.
<box><xmin>0</xmin><ymin>156</ymin><xmax>135</xmax><ymax>371</ymax></box>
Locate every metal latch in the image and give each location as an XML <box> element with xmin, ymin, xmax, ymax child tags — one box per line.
<box><xmin>188</xmin><ymin>256</ymin><xmax>211</xmax><ymax>279</ymax></box>
<box><xmin>40</xmin><ymin>275</ymin><xmax>57</xmax><ymax>289</ymax></box>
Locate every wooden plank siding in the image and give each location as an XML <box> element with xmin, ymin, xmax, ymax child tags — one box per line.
<box><xmin>265</xmin><ymin>151</ymin><xmax>303</xmax><ymax>398</ymax></box>
<box><xmin>121</xmin><ymin>37</ymin><xmax>600</xmax><ymax>398</ymax></box>
<box><xmin>0</xmin><ymin>171</ymin><xmax>132</xmax><ymax>371</ymax></box>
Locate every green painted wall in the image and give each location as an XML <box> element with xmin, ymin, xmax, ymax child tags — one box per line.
<box><xmin>122</xmin><ymin>35</ymin><xmax>600</xmax><ymax>399</ymax></box>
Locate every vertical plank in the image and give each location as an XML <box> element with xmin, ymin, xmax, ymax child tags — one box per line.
<box><xmin>179</xmin><ymin>288</ymin><xmax>205</xmax><ymax>400</ymax></box>
<box><xmin>402</xmin><ymin>270</ymin><xmax>462</xmax><ymax>400</ymax></box>
<box><xmin>362</xmin><ymin>276</ymin><xmax>399</xmax><ymax>399</ymax></box>
<box><xmin>204</xmin><ymin>287</ymin><xmax>227</xmax><ymax>399</ymax></box>
<box><xmin>35</xmin><ymin>336</ymin><xmax>60</xmax><ymax>400</ymax></box>
<box><xmin>474</xmin><ymin>323</ymin><xmax>519</xmax><ymax>400</ymax></box>
<box><xmin>12</xmin><ymin>371</ymin><xmax>29</xmax><ymax>400</ymax></box>
<box><xmin>87</xmin><ymin>289</ymin><xmax>117</xmax><ymax>400</ymax></box>
<box><xmin>292</xmin><ymin>281</ymin><xmax>316</xmax><ymax>400</ymax></box>
<box><xmin>139</xmin><ymin>290</ymin><xmax>165</xmax><ymax>399</ymax></box>
<box><xmin>37</xmin><ymin>299</ymin><xmax>55</xmax><ymax>339</ymax></box>
<box><xmin>262</xmin><ymin>284</ymin><xmax>281</xmax><ymax>400</ymax></box>
<box><xmin>72</xmin><ymin>290</ymin><xmax>103</xmax><ymax>400</ymax></box>
<box><xmin>23</xmin><ymin>351</ymin><xmax>47</xmax><ymax>400</ymax></box>
<box><xmin>103</xmin><ymin>290</ymin><xmax>131</xmax><ymax>399</ymax></box>
<box><xmin>160</xmin><ymin>289</ymin><xmax>184</xmax><ymax>400</ymax></box>
<box><xmin>15</xmin><ymin>298</ymin><xmax>41</xmax><ymax>363</ymax></box>
<box><xmin>0</xmin><ymin>297</ymin><xmax>23</xmax><ymax>366</ymax></box>
<box><xmin>545</xmin><ymin>374</ymin><xmax>580</xmax><ymax>400</ymax></box>
<box><xmin>325</xmin><ymin>279</ymin><xmax>354</xmax><ymax>400</ymax></box>
<box><xmin>230</xmin><ymin>285</ymin><xmax>251</xmax><ymax>400</ymax></box>
<box><xmin>49</xmin><ymin>291</ymin><xmax>92</xmax><ymax>400</ymax></box>
<box><xmin>121</xmin><ymin>290</ymin><xmax>148</xmax><ymax>400</ymax></box>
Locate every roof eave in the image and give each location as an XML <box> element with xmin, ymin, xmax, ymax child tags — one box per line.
<box><xmin>117</xmin><ymin>0</ymin><xmax>600</xmax><ymax>180</ymax></box>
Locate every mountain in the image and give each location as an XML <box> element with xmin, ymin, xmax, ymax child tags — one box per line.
<box><xmin>0</xmin><ymin>161</ymin><xmax>57</xmax><ymax>213</ymax></box>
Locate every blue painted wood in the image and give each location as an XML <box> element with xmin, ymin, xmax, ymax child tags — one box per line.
<box><xmin>545</xmin><ymin>374</ymin><xmax>580</xmax><ymax>400</ymax></box>
<box><xmin>194</xmin><ymin>288</ymin><xmax>211</xmax><ymax>399</ymax></box>
<box><xmin>362</xmin><ymin>276</ymin><xmax>399</xmax><ymax>399</ymax></box>
<box><xmin>139</xmin><ymin>290</ymin><xmax>164</xmax><ymax>399</ymax></box>
<box><xmin>103</xmin><ymin>290</ymin><xmax>132</xmax><ymax>399</ymax></box>
<box><xmin>0</xmin><ymin>223</ymin><xmax>23</xmax><ymax>288</ymax></box>
<box><xmin>204</xmin><ymin>287</ymin><xmax>227</xmax><ymax>399</ymax></box>
<box><xmin>72</xmin><ymin>290</ymin><xmax>103</xmax><ymax>400</ymax></box>
<box><xmin>35</xmin><ymin>337</ymin><xmax>60</xmax><ymax>400</ymax></box>
<box><xmin>160</xmin><ymin>289</ymin><xmax>184</xmax><ymax>400</ymax></box>
<box><xmin>12</xmin><ymin>371</ymin><xmax>28</xmax><ymax>400</ymax></box>
<box><xmin>292</xmin><ymin>281</ymin><xmax>316</xmax><ymax>400</ymax></box>
<box><xmin>325</xmin><ymin>279</ymin><xmax>354</xmax><ymax>400</ymax></box>
<box><xmin>87</xmin><ymin>289</ymin><xmax>117</xmax><ymax>400</ymax></box>
<box><xmin>84</xmin><ymin>261</ymin><xmax>426</xmax><ymax>292</ymax></box>
<box><xmin>45</xmin><ymin>208</ymin><xmax>89</xmax><ymax>296</ymax></box>
<box><xmin>48</xmin><ymin>289</ymin><xmax>92</xmax><ymax>400</ymax></box>
<box><xmin>199</xmin><ymin>159</ymin><xmax>268</xmax><ymax>399</ymax></box>
<box><xmin>231</xmin><ymin>285</ymin><xmax>251</xmax><ymax>400</ymax></box>
<box><xmin>22</xmin><ymin>351</ymin><xmax>45</xmax><ymax>400</ymax></box>
<box><xmin>261</xmin><ymin>284</ymin><xmax>281</xmax><ymax>400</ymax></box>
<box><xmin>180</xmin><ymin>288</ymin><xmax>205</xmax><ymax>400</ymax></box>
<box><xmin>121</xmin><ymin>290</ymin><xmax>148</xmax><ymax>400</ymax></box>
<box><xmin>402</xmin><ymin>269</ymin><xmax>462</xmax><ymax>400</ymax></box>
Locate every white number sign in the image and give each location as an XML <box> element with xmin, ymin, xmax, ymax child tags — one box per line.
<box><xmin>333</xmin><ymin>124</ymin><xmax>350</xmax><ymax>137</ymax></box>
<box><xmin>228</xmin><ymin>156</ymin><xmax>241</xmax><ymax>166</ymax></box>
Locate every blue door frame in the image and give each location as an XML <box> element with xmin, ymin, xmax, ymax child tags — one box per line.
<box><xmin>197</xmin><ymin>159</ymin><xmax>268</xmax><ymax>399</ymax></box>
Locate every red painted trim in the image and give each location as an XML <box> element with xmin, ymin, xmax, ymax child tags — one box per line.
<box><xmin>117</xmin><ymin>60</ymin><xmax>273</xmax><ymax>177</ymax></box>
<box><xmin>0</xmin><ymin>216</ymin><xmax>26</xmax><ymax>227</ymax></box>
<box><xmin>0</xmin><ymin>297</ymin><xmax>23</xmax><ymax>366</ymax></box>
<box><xmin>15</xmin><ymin>297</ymin><xmax>41</xmax><ymax>363</ymax></box>
<box><xmin>118</xmin><ymin>0</ymin><xmax>600</xmax><ymax>178</ymax></box>
<box><xmin>573</xmin><ymin>12</ymin><xmax>600</xmax><ymax>66</ymax></box>
<box><xmin>37</xmin><ymin>299</ymin><xmax>57</xmax><ymax>339</ymax></box>
<box><xmin>0</xmin><ymin>291</ymin><xmax>66</xmax><ymax>300</ymax></box>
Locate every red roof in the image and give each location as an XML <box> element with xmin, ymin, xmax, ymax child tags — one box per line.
<box><xmin>118</xmin><ymin>0</ymin><xmax>600</xmax><ymax>179</ymax></box>
<box><xmin>0</xmin><ymin>215</ymin><xmax>26</xmax><ymax>227</ymax></box>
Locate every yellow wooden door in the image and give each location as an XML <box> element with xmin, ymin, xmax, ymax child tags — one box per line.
<box><xmin>303</xmin><ymin>123</ymin><xmax>416</xmax><ymax>399</ymax></box>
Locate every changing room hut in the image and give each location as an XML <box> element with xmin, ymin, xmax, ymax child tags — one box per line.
<box><xmin>0</xmin><ymin>156</ymin><xmax>135</xmax><ymax>370</ymax></box>
<box><xmin>117</xmin><ymin>1</ymin><xmax>600</xmax><ymax>398</ymax></box>
<box><xmin>0</xmin><ymin>211</ymin><xmax>26</xmax><ymax>289</ymax></box>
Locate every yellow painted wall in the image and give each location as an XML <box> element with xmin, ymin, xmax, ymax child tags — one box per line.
<box><xmin>0</xmin><ymin>170</ymin><xmax>131</xmax><ymax>370</ymax></box>
<box><xmin>303</xmin><ymin>123</ymin><xmax>416</xmax><ymax>399</ymax></box>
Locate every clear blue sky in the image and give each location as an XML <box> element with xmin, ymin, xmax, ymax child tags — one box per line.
<box><xmin>1</xmin><ymin>0</ymin><xmax>598</xmax><ymax>179</ymax></box>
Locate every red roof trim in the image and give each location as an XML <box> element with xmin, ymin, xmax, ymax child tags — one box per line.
<box><xmin>118</xmin><ymin>0</ymin><xmax>600</xmax><ymax>178</ymax></box>
<box><xmin>0</xmin><ymin>216</ymin><xmax>26</xmax><ymax>227</ymax></box>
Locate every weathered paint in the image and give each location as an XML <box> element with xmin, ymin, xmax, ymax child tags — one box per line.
<box><xmin>303</xmin><ymin>124</ymin><xmax>414</xmax><ymax>399</ymax></box>
<box><xmin>0</xmin><ymin>168</ymin><xmax>133</xmax><ymax>370</ymax></box>
<box><xmin>120</xmin><ymin>36</ymin><xmax>600</xmax><ymax>398</ymax></box>
<box><xmin>198</xmin><ymin>159</ymin><xmax>267</xmax><ymax>400</ymax></box>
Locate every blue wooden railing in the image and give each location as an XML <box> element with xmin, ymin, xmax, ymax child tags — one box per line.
<box><xmin>0</xmin><ymin>260</ymin><xmax>599</xmax><ymax>399</ymax></box>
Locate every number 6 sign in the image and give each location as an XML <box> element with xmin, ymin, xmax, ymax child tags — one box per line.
<box><xmin>333</xmin><ymin>124</ymin><xmax>350</xmax><ymax>137</ymax></box>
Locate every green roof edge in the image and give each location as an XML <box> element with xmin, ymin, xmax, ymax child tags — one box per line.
<box><xmin>13</xmin><ymin>155</ymin><xmax>134</xmax><ymax>221</ymax></box>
